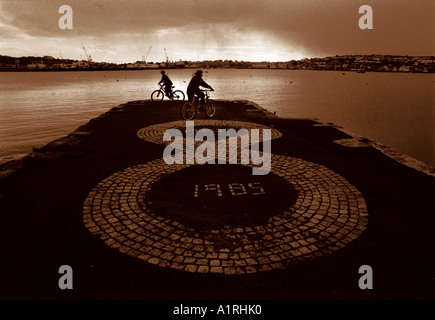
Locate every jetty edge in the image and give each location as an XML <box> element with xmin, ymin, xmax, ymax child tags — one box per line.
<box><xmin>0</xmin><ymin>99</ymin><xmax>434</xmax><ymax>301</ymax></box>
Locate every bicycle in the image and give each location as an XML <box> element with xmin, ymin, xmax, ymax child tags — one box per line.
<box><xmin>180</xmin><ymin>89</ymin><xmax>216</xmax><ymax>120</ymax></box>
<box><xmin>151</xmin><ymin>84</ymin><xmax>185</xmax><ymax>102</ymax></box>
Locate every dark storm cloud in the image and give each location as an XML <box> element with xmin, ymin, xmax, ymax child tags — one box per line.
<box><xmin>1</xmin><ymin>0</ymin><xmax>434</xmax><ymax>58</ymax></box>
<box><xmin>1</xmin><ymin>0</ymin><xmax>262</xmax><ymax>35</ymax></box>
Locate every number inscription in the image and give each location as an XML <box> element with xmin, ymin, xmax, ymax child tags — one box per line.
<box><xmin>194</xmin><ymin>182</ymin><xmax>265</xmax><ymax>197</ymax></box>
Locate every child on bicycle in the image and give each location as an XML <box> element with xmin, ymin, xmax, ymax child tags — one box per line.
<box><xmin>187</xmin><ymin>70</ymin><xmax>214</xmax><ymax>109</ymax></box>
<box><xmin>158</xmin><ymin>70</ymin><xmax>173</xmax><ymax>99</ymax></box>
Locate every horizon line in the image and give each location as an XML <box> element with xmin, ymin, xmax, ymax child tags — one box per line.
<box><xmin>2</xmin><ymin>53</ymin><xmax>435</xmax><ymax>65</ymax></box>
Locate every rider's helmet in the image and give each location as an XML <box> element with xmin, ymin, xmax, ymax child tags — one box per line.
<box><xmin>161</xmin><ymin>70</ymin><xmax>166</xmax><ymax>74</ymax></box>
<box><xmin>195</xmin><ymin>70</ymin><xmax>203</xmax><ymax>76</ymax></box>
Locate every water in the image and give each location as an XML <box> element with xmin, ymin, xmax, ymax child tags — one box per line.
<box><xmin>0</xmin><ymin>69</ymin><xmax>434</xmax><ymax>166</ymax></box>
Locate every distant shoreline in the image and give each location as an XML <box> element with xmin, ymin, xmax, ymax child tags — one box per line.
<box><xmin>2</xmin><ymin>54</ymin><xmax>434</xmax><ymax>73</ymax></box>
<box><xmin>1</xmin><ymin>67</ymin><xmax>433</xmax><ymax>74</ymax></box>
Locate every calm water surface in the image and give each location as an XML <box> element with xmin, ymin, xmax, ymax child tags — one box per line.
<box><xmin>0</xmin><ymin>69</ymin><xmax>434</xmax><ymax>166</ymax></box>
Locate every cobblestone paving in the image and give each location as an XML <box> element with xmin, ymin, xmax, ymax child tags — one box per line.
<box><xmin>136</xmin><ymin>119</ymin><xmax>283</xmax><ymax>145</ymax></box>
<box><xmin>83</xmin><ymin>120</ymin><xmax>368</xmax><ymax>274</ymax></box>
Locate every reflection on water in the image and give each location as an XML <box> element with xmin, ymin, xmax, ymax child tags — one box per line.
<box><xmin>0</xmin><ymin>69</ymin><xmax>434</xmax><ymax>166</ymax></box>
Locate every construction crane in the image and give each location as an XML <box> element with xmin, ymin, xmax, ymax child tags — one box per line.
<box><xmin>81</xmin><ymin>44</ymin><xmax>93</xmax><ymax>62</ymax></box>
<box><xmin>164</xmin><ymin>48</ymin><xmax>169</xmax><ymax>65</ymax></box>
<box><xmin>142</xmin><ymin>46</ymin><xmax>152</xmax><ymax>63</ymax></box>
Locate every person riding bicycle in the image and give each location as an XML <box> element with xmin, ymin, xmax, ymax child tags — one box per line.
<box><xmin>187</xmin><ymin>70</ymin><xmax>213</xmax><ymax>109</ymax></box>
<box><xmin>158</xmin><ymin>70</ymin><xmax>173</xmax><ymax>99</ymax></box>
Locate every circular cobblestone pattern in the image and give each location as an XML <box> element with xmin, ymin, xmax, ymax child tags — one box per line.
<box><xmin>136</xmin><ymin>120</ymin><xmax>283</xmax><ymax>146</ymax></box>
<box><xmin>83</xmin><ymin>153</ymin><xmax>368</xmax><ymax>274</ymax></box>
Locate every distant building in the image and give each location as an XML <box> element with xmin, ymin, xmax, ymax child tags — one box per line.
<box><xmin>27</xmin><ymin>62</ymin><xmax>46</xmax><ymax>69</ymax></box>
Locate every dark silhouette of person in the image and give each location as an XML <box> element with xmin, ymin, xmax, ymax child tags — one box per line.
<box><xmin>158</xmin><ymin>70</ymin><xmax>173</xmax><ymax>98</ymax></box>
<box><xmin>187</xmin><ymin>70</ymin><xmax>213</xmax><ymax>109</ymax></box>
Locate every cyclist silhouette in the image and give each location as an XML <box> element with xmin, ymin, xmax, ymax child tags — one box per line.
<box><xmin>187</xmin><ymin>70</ymin><xmax>213</xmax><ymax>109</ymax></box>
<box><xmin>158</xmin><ymin>70</ymin><xmax>173</xmax><ymax>99</ymax></box>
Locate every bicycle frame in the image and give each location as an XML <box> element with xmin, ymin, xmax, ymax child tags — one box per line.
<box><xmin>181</xmin><ymin>89</ymin><xmax>215</xmax><ymax>119</ymax></box>
<box><xmin>201</xmin><ymin>89</ymin><xmax>212</xmax><ymax>100</ymax></box>
<box><xmin>192</xmin><ymin>89</ymin><xmax>212</xmax><ymax>104</ymax></box>
<box><xmin>159</xmin><ymin>84</ymin><xmax>174</xmax><ymax>97</ymax></box>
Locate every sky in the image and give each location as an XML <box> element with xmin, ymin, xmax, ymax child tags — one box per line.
<box><xmin>0</xmin><ymin>0</ymin><xmax>434</xmax><ymax>63</ymax></box>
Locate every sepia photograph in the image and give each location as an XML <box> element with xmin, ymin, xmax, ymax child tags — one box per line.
<box><xmin>0</xmin><ymin>0</ymin><xmax>434</xmax><ymax>314</ymax></box>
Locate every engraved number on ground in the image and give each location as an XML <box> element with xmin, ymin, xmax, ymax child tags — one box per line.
<box><xmin>194</xmin><ymin>182</ymin><xmax>266</xmax><ymax>197</ymax></box>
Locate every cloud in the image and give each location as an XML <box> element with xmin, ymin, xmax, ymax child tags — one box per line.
<box><xmin>1</xmin><ymin>0</ymin><xmax>433</xmax><ymax>62</ymax></box>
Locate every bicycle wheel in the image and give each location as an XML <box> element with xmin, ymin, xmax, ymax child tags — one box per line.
<box><xmin>172</xmin><ymin>90</ymin><xmax>185</xmax><ymax>102</ymax></box>
<box><xmin>205</xmin><ymin>99</ymin><xmax>216</xmax><ymax>118</ymax></box>
<box><xmin>151</xmin><ymin>90</ymin><xmax>164</xmax><ymax>102</ymax></box>
<box><xmin>181</xmin><ymin>101</ymin><xmax>196</xmax><ymax>120</ymax></box>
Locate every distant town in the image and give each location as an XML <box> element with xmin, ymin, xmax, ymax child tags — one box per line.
<box><xmin>0</xmin><ymin>54</ymin><xmax>434</xmax><ymax>73</ymax></box>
